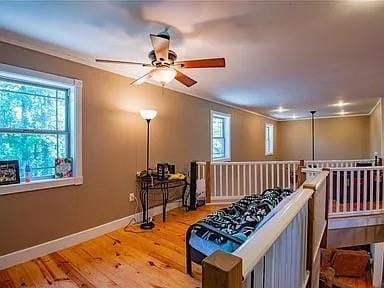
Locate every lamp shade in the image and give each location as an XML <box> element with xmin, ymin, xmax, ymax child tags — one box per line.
<box><xmin>140</xmin><ymin>109</ymin><xmax>157</xmax><ymax>120</ymax></box>
<box><xmin>151</xmin><ymin>67</ymin><xmax>177</xmax><ymax>84</ymax></box>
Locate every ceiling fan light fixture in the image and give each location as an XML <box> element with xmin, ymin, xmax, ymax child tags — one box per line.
<box><xmin>151</xmin><ymin>67</ymin><xmax>177</xmax><ymax>84</ymax></box>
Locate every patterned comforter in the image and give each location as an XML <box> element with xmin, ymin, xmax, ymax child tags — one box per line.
<box><xmin>192</xmin><ymin>188</ymin><xmax>293</xmax><ymax>246</ymax></box>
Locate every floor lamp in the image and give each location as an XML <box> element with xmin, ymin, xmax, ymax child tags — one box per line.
<box><xmin>139</xmin><ymin>109</ymin><xmax>157</xmax><ymax>230</ymax></box>
<box><xmin>140</xmin><ymin>109</ymin><xmax>158</xmax><ymax>175</ymax></box>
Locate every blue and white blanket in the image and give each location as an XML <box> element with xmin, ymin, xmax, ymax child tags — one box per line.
<box><xmin>190</xmin><ymin>188</ymin><xmax>293</xmax><ymax>254</ymax></box>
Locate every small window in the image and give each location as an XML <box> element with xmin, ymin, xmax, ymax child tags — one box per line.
<box><xmin>265</xmin><ymin>123</ymin><xmax>274</xmax><ymax>156</ymax></box>
<box><xmin>211</xmin><ymin>111</ymin><xmax>231</xmax><ymax>161</ymax></box>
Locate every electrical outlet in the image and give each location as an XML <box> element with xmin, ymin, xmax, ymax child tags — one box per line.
<box><xmin>129</xmin><ymin>193</ymin><xmax>135</xmax><ymax>202</ymax></box>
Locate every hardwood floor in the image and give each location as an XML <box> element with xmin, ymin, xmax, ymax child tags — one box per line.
<box><xmin>0</xmin><ymin>204</ymin><xmax>375</xmax><ymax>288</ymax></box>
<box><xmin>0</xmin><ymin>205</ymin><xmax>224</xmax><ymax>288</ymax></box>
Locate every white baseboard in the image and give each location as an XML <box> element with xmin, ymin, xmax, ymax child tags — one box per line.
<box><xmin>0</xmin><ymin>201</ymin><xmax>182</xmax><ymax>270</ymax></box>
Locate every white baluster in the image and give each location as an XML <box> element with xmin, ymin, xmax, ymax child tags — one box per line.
<box><xmin>231</xmin><ymin>164</ymin><xmax>234</xmax><ymax>197</ymax></box>
<box><xmin>376</xmin><ymin>169</ymin><xmax>380</xmax><ymax>211</ymax></box>
<box><xmin>370</xmin><ymin>169</ymin><xmax>374</xmax><ymax>211</ymax></box>
<box><xmin>350</xmin><ymin>170</ymin><xmax>354</xmax><ymax>212</ymax></box>
<box><xmin>336</xmin><ymin>171</ymin><xmax>340</xmax><ymax>213</ymax></box>
<box><xmin>248</xmin><ymin>164</ymin><xmax>252</xmax><ymax>195</ymax></box>
<box><xmin>254</xmin><ymin>163</ymin><xmax>258</xmax><ymax>194</ymax></box>
<box><xmin>357</xmin><ymin>169</ymin><xmax>361</xmax><ymax>212</ymax></box>
<box><xmin>260</xmin><ymin>163</ymin><xmax>264</xmax><ymax>192</ymax></box>
<box><xmin>363</xmin><ymin>170</ymin><xmax>368</xmax><ymax>211</ymax></box>
<box><xmin>225</xmin><ymin>164</ymin><xmax>228</xmax><ymax>198</ymax></box>
<box><xmin>220</xmin><ymin>164</ymin><xmax>223</xmax><ymax>197</ymax></box>
<box><xmin>343</xmin><ymin>171</ymin><xmax>347</xmax><ymax>212</ymax></box>
<box><xmin>243</xmin><ymin>164</ymin><xmax>246</xmax><ymax>195</ymax></box>
<box><xmin>329</xmin><ymin>170</ymin><xmax>334</xmax><ymax>214</ymax></box>
<box><xmin>213</xmin><ymin>165</ymin><xmax>217</xmax><ymax>198</ymax></box>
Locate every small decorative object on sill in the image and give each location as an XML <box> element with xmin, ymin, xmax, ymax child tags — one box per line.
<box><xmin>0</xmin><ymin>160</ymin><xmax>20</xmax><ymax>186</ymax></box>
<box><xmin>24</xmin><ymin>161</ymin><xmax>32</xmax><ymax>183</ymax></box>
<box><xmin>157</xmin><ymin>163</ymin><xmax>168</xmax><ymax>181</ymax></box>
<box><xmin>55</xmin><ymin>158</ymin><xmax>73</xmax><ymax>178</ymax></box>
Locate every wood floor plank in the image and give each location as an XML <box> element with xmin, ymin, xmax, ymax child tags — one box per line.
<box><xmin>0</xmin><ymin>205</ymin><xmax>221</xmax><ymax>288</ymax></box>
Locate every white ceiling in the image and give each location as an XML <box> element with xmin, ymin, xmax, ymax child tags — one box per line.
<box><xmin>0</xmin><ymin>1</ymin><xmax>383</xmax><ymax>119</ymax></box>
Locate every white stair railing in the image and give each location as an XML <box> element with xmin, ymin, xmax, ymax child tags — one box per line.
<box><xmin>196</xmin><ymin>161</ymin><xmax>301</xmax><ymax>203</ymax></box>
<box><xmin>202</xmin><ymin>171</ymin><xmax>329</xmax><ymax>288</ymax></box>
<box><xmin>328</xmin><ymin>166</ymin><xmax>384</xmax><ymax>218</ymax></box>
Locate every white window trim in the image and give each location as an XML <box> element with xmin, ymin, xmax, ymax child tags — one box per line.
<box><xmin>265</xmin><ymin>123</ymin><xmax>274</xmax><ymax>156</ymax></box>
<box><xmin>210</xmin><ymin>110</ymin><xmax>231</xmax><ymax>162</ymax></box>
<box><xmin>0</xmin><ymin>63</ymin><xmax>83</xmax><ymax>196</ymax></box>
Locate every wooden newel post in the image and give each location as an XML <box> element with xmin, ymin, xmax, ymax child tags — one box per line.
<box><xmin>298</xmin><ymin>159</ymin><xmax>306</xmax><ymax>187</ymax></box>
<box><xmin>321</xmin><ymin>168</ymin><xmax>330</xmax><ymax>249</ymax></box>
<box><xmin>205</xmin><ymin>161</ymin><xmax>211</xmax><ymax>204</ymax></box>
<box><xmin>202</xmin><ymin>251</ymin><xmax>242</xmax><ymax>288</ymax></box>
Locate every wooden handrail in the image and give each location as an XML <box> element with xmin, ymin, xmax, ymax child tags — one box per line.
<box><xmin>202</xmin><ymin>171</ymin><xmax>329</xmax><ymax>288</ymax></box>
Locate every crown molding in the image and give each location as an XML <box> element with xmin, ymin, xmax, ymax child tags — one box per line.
<box><xmin>1</xmin><ymin>35</ymin><xmax>379</xmax><ymax>123</ymax></box>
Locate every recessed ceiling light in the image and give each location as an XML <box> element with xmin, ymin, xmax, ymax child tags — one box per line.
<box><xmin>332</xmin><ymin>101</ymin><xmax>351</xmax><ymax>107</ymax></box>
<box><xmin>273</xmin><ymin>106</ymin><xmax>288</xmax><ymax>113</ymax></box>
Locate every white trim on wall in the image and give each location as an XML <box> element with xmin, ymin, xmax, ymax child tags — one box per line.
<box><xmin>0</xmin><ymin>201</ymin><xmax>182</xmax><ymax>270</ymax></box>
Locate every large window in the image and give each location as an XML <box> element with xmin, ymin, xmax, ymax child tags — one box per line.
<box><xmin>265</xmin><ymin>123</ymin><xmax>274</xmax><ymax>155</ymax></box>
<box><xmin>211</xmin><ymin>111</ymin><xmax>231</xmax><ymax>161</ymax></box>
<box><xmin>0</xmin><ymin>78</ymin><xmax>70</xmax><ymax>179</ymax></box>
<box><xmin>0</xmin><ymin>63</ymin><xmax>82</xmax><ymax>194</ymax></box>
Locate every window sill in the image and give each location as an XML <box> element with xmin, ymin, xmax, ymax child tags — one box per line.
<box><xmin>212</xmin><ymin>158</ymin><xmax>231</xmax><ymax>162</ymax></box>
<box><xmin>0</xmin><ymin>176</ymin><xmax>83</xmax><ymax>196</ymax></box>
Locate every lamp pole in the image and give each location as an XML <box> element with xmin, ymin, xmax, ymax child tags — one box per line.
<box><xmin>146</xmin><ymin>119</ymin><xmax>151</xmax><ymax>174</ymax></box>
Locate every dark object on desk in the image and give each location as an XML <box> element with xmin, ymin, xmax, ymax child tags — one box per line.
<box><xmin>137</xmin><ymin>176</ymin><xmax>187</xmax><ymax>230</ymax></box>
<box><xmin>0</xmin><ymin>160</ymin><xmax>20</xmax><ymax>185</ymax></box>
<box><xmin>157</xmin><ymin>163</ymin><xmax>168</xmax><ymax>181</ymax></box>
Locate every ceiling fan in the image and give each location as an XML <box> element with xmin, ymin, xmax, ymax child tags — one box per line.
<box><xmin>96</xmin><ymin>29</ymin><xmax>225</xmax><ymax>87</ymax></box>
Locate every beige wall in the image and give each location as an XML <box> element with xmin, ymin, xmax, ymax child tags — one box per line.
<box><xmin>277</xmin><ymin>116</ymin><xmax>370</xmax><ymax>160</ymax></box>
<box><xmin>369</xmin><ymin>101</ymin><xmax>382</xmax><ymax>157</ymax></box>
<box><xmin>0</xmin><ymin>41</ymin><xmax>277</xmax><ymax>255</ymax></box>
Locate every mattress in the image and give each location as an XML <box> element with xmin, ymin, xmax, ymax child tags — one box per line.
<box><xmin>189</xmin><ymin>188</ymin><xmax>294</xmax><ymax>256</ymax></box>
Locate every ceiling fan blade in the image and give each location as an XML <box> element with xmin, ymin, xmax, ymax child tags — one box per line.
<box><xmin>150</xmin><ymin>34</ymin><xmax>170</xmax><ymax>61</ymax></box>
<box><xmin>96</xmin><ymin>59</ymin><xmax>151</xmax><ymax>67</ymax></box>
<box><xmin>174</xmin><ymin>70</ymin><xmax>197</xmax><ymax>87</ymax></box>
<box><xmin>130</xmin><ymin>70</ymin><xmax>154</xmax><ymax>85</ymax></box>
<box><xmin>174</xmin><ymin>58</ymin><xmax>225</xmax><ymax>69</ymax></box>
